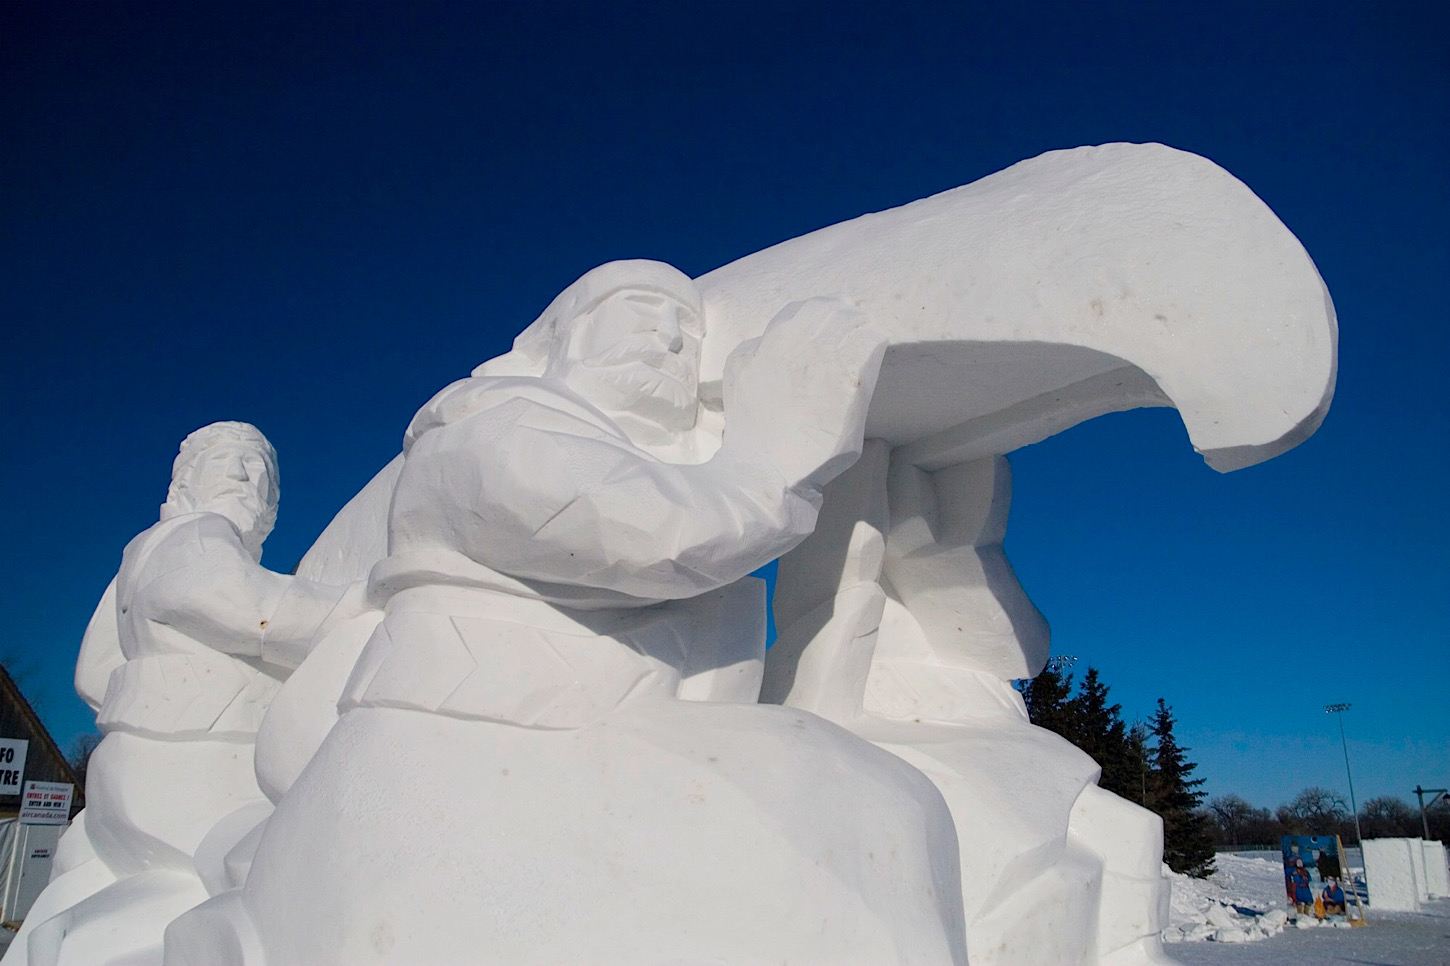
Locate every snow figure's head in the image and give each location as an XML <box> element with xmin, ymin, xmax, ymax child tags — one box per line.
<box><xmin>162</xmin><ymin>421</ymin><xmax>279</xmax><ymax>558</ymax></box>
<box><xmin>478</xmin><ymin>260</ymin><xmax>706</xmax><ymax>445</ymax></box>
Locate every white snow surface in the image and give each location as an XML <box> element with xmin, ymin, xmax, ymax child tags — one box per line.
<box><xmin>1165</xmin><ymin>851</ymin><xmax>1450</xmax><ymax>965</ymax></box>
<box><xmin>1164</xmin><ymin>853</ymin><xmax>1299</xmax><ymax>945</ymax></box>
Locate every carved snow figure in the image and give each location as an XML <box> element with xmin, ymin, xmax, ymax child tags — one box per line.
<box><xmin>764</xmin><ymin>446</ymin><xmax>1169</xmax><ymax>965</ymax></box>
<box><xmin>696</xmin><ymin>142</ymin><xmax>1336</xmax><ymax>965</ymax></box>
<box><xmin>165</xmin><ymin>263</ymin><xmax>970</xmax><ymax>965</ymax></box>
<box><xmin>26</xmin><ymin>143</ymin><xmax>1336</xmax><ymax>965</ymax></box>
<box><xmin>6</xmin><ymin>424</ymin><xmax>358</xmax><ymax>966</ymax></box>
<box><xmin>187</xmin><ymin>143</ymin><xmax>1332</xmax><ymax>966</ymax></box>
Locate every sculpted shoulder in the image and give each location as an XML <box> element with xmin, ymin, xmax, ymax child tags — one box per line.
<box><xmin>404</xmin><ymin>375</ymin><xmax>630</xmax><ymax>454</ymax></box>
<box><xmin>119</xmin><ymin>513</ymin><xmax>236</xmax><ymax>595</ymax></box>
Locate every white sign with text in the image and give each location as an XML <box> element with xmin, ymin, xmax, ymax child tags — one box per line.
<box><xmin>18</xmin><ymin>781</ymin><xmax>72</xmax><ymax>825</ymax></box>
<box><xmin>0</xmin><ymin>738</ymin><xmax>28</xmax><ymax>794</ymax></box>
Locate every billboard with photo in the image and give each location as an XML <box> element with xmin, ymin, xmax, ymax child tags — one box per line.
<box><xmin>1280</xmin><ymin>834</ymin><xmax>1364</xmax><ymax>923</ymax></box>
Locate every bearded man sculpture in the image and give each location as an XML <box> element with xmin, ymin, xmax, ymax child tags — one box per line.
<box><xmin>8</xmin><ymin>423</ymin><xmax>359</xmax><ymax>966</ymax></box>
<box><xmin>165</xmin><ymin>262</ymin><xmax>971</xmax><ymax>966</ymax></box>
<box><xmin>20</xmin><ymin>143</ymin><xmax>1339</xmax><ymax>966</ymax></box>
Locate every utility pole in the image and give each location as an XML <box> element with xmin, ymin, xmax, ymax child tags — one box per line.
<box><xmin>1324</xmin><ymin>704</ymin><xmax>1364</xmax><ymax>849</ymax></box>
<box><xmin>1413</xmin><ymin>786</ymin><xmax>1449</xmax><ymax>840</ymax></box>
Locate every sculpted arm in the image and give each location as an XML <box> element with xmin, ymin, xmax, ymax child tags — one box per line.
<box><xmin>76</xmin><ymin>576</ymin><xmax>126</xmax><ymax>710</ymax></box>
<box><xmin>394</xmin><ymin>298</ymin><xmax>886</xmax><ymax>601</ymax></box>
<box><xmin>397</xmin><ymin>403</ymin><xmax>818</xmax><ymax>599</ymax></box>
<box><xmin>134</xmin><ymin>515</ymin><xmax>350</xmax><ymax>667</ymax></box>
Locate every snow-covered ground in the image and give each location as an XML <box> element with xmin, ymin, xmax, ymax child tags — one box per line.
<box><xmin>1163</xmin><ymin>852</ymin><xmax>1303</xmax><ymax>944</ymax></box>
<box><xmin>1164</xmin><ymin>850</ymin><xmax>1450</xmax><ymax>965</ymax></box>
<box><xmin>5</xmin><ymin>852</ymin><xmax>1444</xmax><ymax>964</ymax></box>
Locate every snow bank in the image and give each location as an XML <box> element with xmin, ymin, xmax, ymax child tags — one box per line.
<box><xmin>1163</xmin><ymin>853</ymin><xmax>1360</xmax><ymax>944</ymax></box>
<box><xmin>1362</xmin><ymin>837</ymin><xmax>1443</xmax><ymax>910</ymax></box>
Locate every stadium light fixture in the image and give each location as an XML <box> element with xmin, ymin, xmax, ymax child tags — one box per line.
<box><xmin>1324</xmin><ymin>703</ymin><xmax>1364</xmax><ymax>849</ymax></box>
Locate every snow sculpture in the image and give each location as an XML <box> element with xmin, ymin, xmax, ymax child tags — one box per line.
<box><xmin>708</xmin><ymin>142</ymin><xmax>1335</xmax><ymax>965</ymax></box>
<box><xmin>164</xmin><ymin>263</ymin><xmax>971</xmax><ymax>965</ymax></box>
<box><xmin>765</xmin><ymin>445</ymin><xmax>1168</xmax><ymax>965</ymax></box>
<box><xmin>694</xmin><ymin>143</ymin><xmax>1334</xmax><ymax>472</ymax></box>
<box><xmin>7</xmin><ymin>424</ymin><xmax>359</xmax><ymax>966</ymax></box>
<box><xmin>248</xmin><ymin>144</ymin><xmax>1332</xmax><ymax>965</ymax></box>
<box><xmin>1424</xmin><ymin>839</ymin><xmax>1450</xmax><ymax>899</ymax></box>
<box><xmin>1362</xmin><ymin>837</ymin><xmax>1445</xmax><ymax>911</ymax></box>
<box><xmin>17</xmin><ymin>143</ymin><xmax>1336</xmax><ymax>966</ymax></box>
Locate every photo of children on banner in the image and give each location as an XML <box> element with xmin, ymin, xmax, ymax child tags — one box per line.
<box><xmin>1280</xmin><ymin>835</ymin><xmax>1367</xmax><ymax>925</ymax></box>
<box><xmin>1320</xmin><ymin>877</ymin><xmax>1346</xmax><ymax>915</ymax></box>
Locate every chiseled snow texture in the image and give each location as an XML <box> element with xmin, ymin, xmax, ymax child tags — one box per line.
<box><xmin>697</xmin><ymin>141</ymin><xmax>1337</xmax><ymax>473</ymax></box>
<box><xmin>1363</xmin><ymin>837</ymin><xmax>1439</xmax><ymax>911</ymax></box>
<box><xmin>17</xmin><ymin>145</ymin><xmax>1344</xmax><ymax>966</ymax></box>
<box><xmin>297</xmin><ymin>143</ymin><xmax>1340</xmax><ymax>589</ymax></box>
<box><xmin>1422</xmin><ymin>839</ymin><xmax>1450</xmax><ymax>897</ymax></box>
<box><xmin>766</xmin><ymin>442</ymin><xmax>1173</xmax><ymax>965</ymax></box>
<box><xmin>272</xmin><ymin>145</ymin><xmax>1336</xmax><ymax>965</ymax></box>
<box><xmin>165</xmin><ymin>266</ymin><xmax>976</xmax><ymax>966</ymax></box>
<box><xmin>1164</xmin><ymin>854</ymin><xmax>1297</xmax><ymax>945</ymax></box>
<box><xmin>1</xmin><ymin>423</ymin><xmax>358</xmax><ymax>966</ymax></box>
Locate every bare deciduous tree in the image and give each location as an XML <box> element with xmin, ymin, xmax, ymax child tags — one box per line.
<box><xmin>1207</xmin><ymin>794</ymin><xmax>1255</xmax><ymax>843</ymax></box>
<box><xmin>1286</xmin><ymin>786</ymin><xmax>1348</xmax><ymax>821</ymax></box>
<box><xmin>1360</xmin><ymin>796</ymin><xmax>1417</xmax><ymax>838</ymax></box>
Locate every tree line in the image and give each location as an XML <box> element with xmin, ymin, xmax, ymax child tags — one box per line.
<box><xmin>1205</xmin><ymin>788</ymin><xmax>1450</xmax><ymax>847</ymax></box>
<box><xmin>1019</xmin><ymin>663</ymin><xmax>1217</xmax><ymax>878</ymax></box>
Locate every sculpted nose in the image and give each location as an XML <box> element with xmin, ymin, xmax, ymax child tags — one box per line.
<box><xmin>224</xmin><ymin>456</ymin><xmax>249</xmax><ymax>482</ymax></box>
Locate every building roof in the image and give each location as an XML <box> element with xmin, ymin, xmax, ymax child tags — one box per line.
<box><xmin>0</xmin><ymin>664</ymin><xmax>85</xmax><ymax>816</ymax></box>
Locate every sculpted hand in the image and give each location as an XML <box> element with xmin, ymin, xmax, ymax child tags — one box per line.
<box><xmin>332</xmin><ymin>579</ymin><xmax>374</xmax><ymax>622</ymax></box>
<box><xmin>724</xmin><ymin>297</ymin><xmax>887</xmax><ymax>490</ymax></box>
<box><xmin>260</xmin><ymin>579</ymin><xmax>374</xmax><ymax>670</ymax></box>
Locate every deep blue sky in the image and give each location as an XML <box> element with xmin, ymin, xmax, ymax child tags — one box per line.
<box><xmin>3</xmin><ymin>1</ymin><xmax>1446</xmax><ymax>812</ymax></box>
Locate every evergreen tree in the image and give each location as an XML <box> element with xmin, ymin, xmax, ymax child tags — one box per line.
<box><xmin>1022</xmin><ymin>665</ymin><xmax>1220</xmax><ymax>874</ymax></box>
<box><xmin>1025</xmin><ymin>664</ymin><xmax>1154</xmax><ymax>808</ymax></box>
<box><xmin>1147</xmin><ymin>699</ymin><xmax>1215</xmax><ymax>877</ymax></box>
<box><xmin>1021</xmin><ymin>664</ymin><xmax>1075</xmax><ymax>737</ymax></box>
<box><xmin>1065</xmin><ymin>667</ymin><xmax>1138</xmax><ymax>801</ymax></box>
<box><xmin>1124</xmin><ymin>720</ymin><xmax>1151</xmax><ymax>808</ymax></box>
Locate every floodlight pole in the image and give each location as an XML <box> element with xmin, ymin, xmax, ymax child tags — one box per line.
<box><xmin>1413</xmin><ymin>786</ymin><xmax>1448</xmax><ymax>840</ymax></box>
<box><xmin>1324</xmin><ymin>703</ymin><xmax>1363</xmax><ymax>849</ymax></box>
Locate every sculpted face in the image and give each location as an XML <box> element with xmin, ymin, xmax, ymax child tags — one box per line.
<box><xmin>556</xmin><ymin>290</ymin><xmax>704</xmax><ymax>433</ymax></box>
<box><xmin>173</xmin><ymin>442</ymin><xmax>278</xmax><ymax>550</ymax></box>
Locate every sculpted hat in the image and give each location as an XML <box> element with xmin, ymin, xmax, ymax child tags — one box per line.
<box><xmin>171</xmin><ymin>421</ymin><xmax>278</xmax><ymax>485</ymax></box>
<box><xmin>473</xmin><ymin>259</ymin><xmax>703</xmax><ymax>378</ymax></box>
<box><xmin>163</xmin><ymin>420</ymin><xmax>280</xmax><ymax>531</ymax></box>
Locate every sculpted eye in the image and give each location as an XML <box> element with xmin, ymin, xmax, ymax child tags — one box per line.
<box><xmin>678</xmin><ymin>310</ymin><xmax>704</xmax><ymax>338</ymax></box>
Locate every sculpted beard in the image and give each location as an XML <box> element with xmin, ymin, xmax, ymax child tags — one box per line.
<box><xmin>569</xmin><ymin>340</ymin><xmax>698</xmax><ymax>426</ymax></box>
